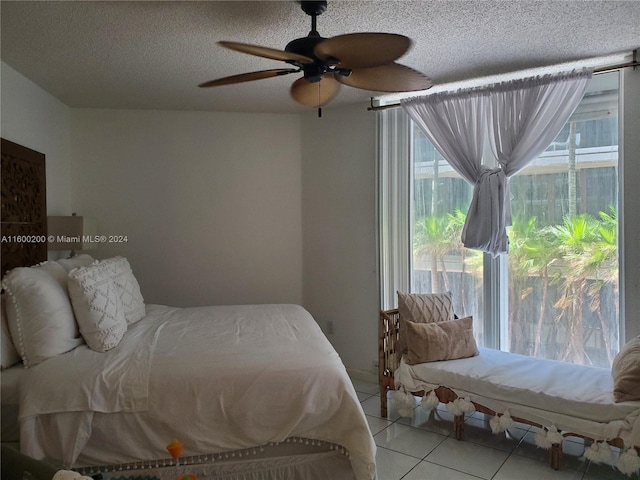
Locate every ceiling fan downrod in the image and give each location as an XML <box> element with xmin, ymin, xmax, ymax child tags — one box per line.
<box><xmin>287</xmin><ymin>1</ymin><xmax>350</xmax><ymax>83</ymax></box>
<box><xmin>300</xmin><ymin>0</ymin><xmax>327</xmax><ymax>34</ymax></box>
<box><xmin>285</xmin><ymin>1</ymin><xmax>327</xmax><ymax>62</ymax></box>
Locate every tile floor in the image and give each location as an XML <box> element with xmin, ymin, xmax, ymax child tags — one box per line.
<box><xmin>350</xmin><ymin>378</ymin><xmax>639</xmax><ymax>480</ymax></box>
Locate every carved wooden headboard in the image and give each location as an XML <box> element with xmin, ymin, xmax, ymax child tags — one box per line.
<box><xmin>1</xmin><ymin>138</ymin><xmax>48</xmax><ymax>275</ymax></box>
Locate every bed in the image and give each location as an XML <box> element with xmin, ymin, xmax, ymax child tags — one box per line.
<box><xmin>13</xmin><ymin>302</ymin><xmax>375</xmax><ymax>480</ymax></box>
<box><xmin>1</xmin><ymin>267</ymin><xmax>376</xmax><ymax>480</ymax></box>
<box><xmin>1</xmin><ymin>263</ymin><xmax>376</xmax><ymax>480</ymax></box>
<box><xmin>0</xmin><ymin>139</ymin><xmax>376</xmax><ymax>480</ymax></box>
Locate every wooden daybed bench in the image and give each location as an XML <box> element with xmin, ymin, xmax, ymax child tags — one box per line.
<box><xmin>379</xmin><ymin>309</ymin><xmax>640</xmax><ymax>474</ymax></box>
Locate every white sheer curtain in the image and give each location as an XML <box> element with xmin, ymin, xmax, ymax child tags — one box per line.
<box><xmin>378</xmin><ymin>108</ymin><xmax>411</xmax><ymax>309</ymax></box>
<box><xmin>401</xmin><ymin>70</ymin><xmax>592</xmax><ymax>256</ymax></box>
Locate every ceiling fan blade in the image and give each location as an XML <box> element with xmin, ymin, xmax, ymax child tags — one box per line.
<box><xmin>218</xmin><ymin>41</ymin><xmax>314</xmax><ymax>65</ymax></box>
<box><xmin>290</xmin><ymin>75</ymin><xmax>341</xmax><ymax>107</ymax></box>
<box><xmin>314</xmin><ymin>33</ymin><xmax>411</xmax><ymax>69</ymax></box>
<box><xmin>199</xmin><ymin>69</ymin><xmax>298</xmax><ymax>88</ymax></box>
<box><xmin>336</xmin><ymin>63</ymin><xmax>433</xmax><ymax>92</ymax></box>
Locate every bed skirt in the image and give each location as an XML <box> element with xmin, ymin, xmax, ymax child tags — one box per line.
<box><xmin>75</xmin><ymin>438</ymin><xmax>356</xmax><ymax>480</ymax></box>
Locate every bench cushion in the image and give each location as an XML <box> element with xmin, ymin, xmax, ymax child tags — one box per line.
<box><xmin>396</xmin><ymin>347</ymin><xmax>640</xmax><ymax>445</ymax></box>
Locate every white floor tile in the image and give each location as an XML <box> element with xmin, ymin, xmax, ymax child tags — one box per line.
<box><xmin>493</xmin><ymin>454</ymin><xmax>584</xmax><ymax>480</ymax></box>
<box><xmin>360</xmin><ymin>392</ymin><xmax>406</xmax><ymax>421</ymax></box>
<box><xmin>425</xmin><ymin>437</ymin><xmax>510</xmax><ymax>479</ymax></box>
<box><xmin>583</xmin><ymin>458</ymin><xmax>640</xmax><ymax>479</ymax></box>
<box><xmin>351</xmin><ymin>379</ymin><xmax>380</xmax><ymax>395</ymax></box>
<box><xmin>512</xmin><ymin>431</ymin><xmax>588</xmax><ymax>472</ymax></box>
<box><xmin>360</xmin><ymin>394</ymin><xmax>389</xmax><ymax>418</ymax></box>
<box><xmin>374</xmin><ymin>423</ymin><xmax>447</xmax><ymax>459</ymax></box>
<box><xmin>402</xmin><ymin>460</ymin><xmax>485</xmax><ymax>480</ymax></box>
<box><xmin>463</xmin><ymin>417</ymin><xmax>527</xmax><ymax>453</ymax></box>
<box><xmin>375</xmin><ymin>446</ymin><xmax>421</xmax><ymax>480</ymax></box>
<box><xmin>357</xmin><ymin>391</ymin><xmax>373</xmax><ymax>402</ymax></box>
<box><xmin>396</xmin><ymin>405</ymin><xmax>457</xmax><ymax>436</ymax></box>
<box><xmin>366</xmin><ymin>415</ymin><xmax>393</xmax><ymax>436</ymax></box>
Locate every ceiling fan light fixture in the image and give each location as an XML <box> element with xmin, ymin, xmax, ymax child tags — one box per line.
<box><xmin>303</xmin><ymin>64</ymin><xmax>325</xmax><ymax>83</ymax></box>
<box><xmin>291</xmin><ymin>75</ymin><xmax>340</xmax><ymax>107</ymax></box>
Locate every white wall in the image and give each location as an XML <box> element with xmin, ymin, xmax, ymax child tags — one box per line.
<box><xmin>0</xmin><ymin>62</ymin><xmax>72</xmax><ymax>216</ymax></box>
<box><xmin>70</xmin><ymin>109</ymin><xmax>303</xmax><ymax>307</ymax></box>
<box><xmin>301</xmin><ymin>105</ymin><xmax>379</xmax><ymax>375</ymax></box>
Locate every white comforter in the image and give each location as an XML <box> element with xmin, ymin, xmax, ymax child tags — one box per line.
<box><xmin>19</xmin><ymin>304</ymin><xmax>376</xmax><ymax>480</ymax></box>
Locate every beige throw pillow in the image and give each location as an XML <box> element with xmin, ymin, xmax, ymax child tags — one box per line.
<box><xmin>397</xmin><ymin>291</ymin><xmax>454</xmax><ymax>354</ymax></box>
<box><xmin>612</xmin><ymin>336</ymin><xmax>640</xmax><ymax>403</ymax></box>
<box><xmin>405</xmin><ymin>316</ymin><xmax>479</xmax><ymax>365</ymax></box>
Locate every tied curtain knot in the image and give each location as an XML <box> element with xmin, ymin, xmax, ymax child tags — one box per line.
<box><xmin>462</xmin><ymin>167</ymin><xmax>509</xmax><ymax>256</ymax></box>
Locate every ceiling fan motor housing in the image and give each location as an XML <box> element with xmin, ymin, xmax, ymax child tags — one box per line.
<box><xmin>287</xmin><ymin>1</ymin><xmax>349</xmax><ymax>82</ymax></box>
<box><xmin>285</xmin><ymin>35</ymin><xmax>325</xmax><ymax>62</ymax></box>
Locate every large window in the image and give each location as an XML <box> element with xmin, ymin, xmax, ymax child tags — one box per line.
<box><xmin>380</xmin><ymin>72</ymin><xmax>621</xmax><ymax>368</ymax></box>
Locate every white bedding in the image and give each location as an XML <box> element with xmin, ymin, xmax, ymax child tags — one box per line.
<box><xmin>1</xmin><ymin>363</ymin><xmax>22</xmax><ymax>441</ymax></box>
<box><xmin>19</xmin><ymin>304</ymin><xmax>376</xmax><ymax>480</ymax></box>
<box><xmin>396</xmin><ymin>347</ymin><xmax>640</xmax><ymax>447</ymax></box>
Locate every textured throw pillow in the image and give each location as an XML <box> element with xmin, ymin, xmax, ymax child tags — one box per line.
<box><xmin>68</xmin><ymin>262</ymin><xmax>128</xmax><ymax>352</ymax></box>
<box><xmin>612</xmin><ymin>336</ymin><xmax>640</xmax><ymax>403</ymax></box>
<box><xmin>92</xmin><ymin>257</ymin><xmax>145</xmax><ymax>325</ymax></box>
<box><xmin>397</xmin><ymin>291</ymin><xmax>455</xmax><ymax>354</ymax></box>
<box><xmin>405</xmin><ymin>316</ymin><xmax>479</xmax><ymax>365</ymax></box>
<box><xmin>56</xmin><ymin>254</ymin><xmax>95</xmax><ymax>272</ymax></box>
<box><xmin>1</xmin><ymin>262</ymin><xmax>84</xmax><ymax>367</ymax></box>
<box><xmin>1</xmin><ymin>295</ymin><xmax>20</xmax><ymax>369</ymax></box>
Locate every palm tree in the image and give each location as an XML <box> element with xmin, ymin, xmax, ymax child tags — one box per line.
<box><xmin>582</xmin><ymin>206</ymin><xmax>619</xmax><ymax>365</ymax></box>
<box><xmin>549</xmin><ymin>214</ymin><xmax>601</xmax><ymax>365</ymax></box>
<box><xmin>529</xmin><ymin>226</ymin><xmax>563</xmax><ymax>359</ymax></box>
<box><xmin>413</xmin><ymin>214</ymin><xmax>452</xmax><ymax>293</ymax></box>
<box><xmin>506</xmin><ymin>215</ymin><xmax>537</xmax><ymax>354</ymax></box>
<box><xmin>507</xmin><ymin>216</ymin><xmax>562</xmax><ymax>358</ymax></box>
<box><xmin>445</xmin><ymin>209</ymin><xmax>467</xmax><ymax>250</ymax></box>
<box><xmin>446</xmin><ymin>210</ymin><xmax>481</xmax><ymax>315</ymax></box>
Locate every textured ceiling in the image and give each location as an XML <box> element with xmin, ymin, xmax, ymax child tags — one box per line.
<box><xmin>1</xmin><ymin>1</ymin><xmax>639</xmax><ymax>114</ymax></box>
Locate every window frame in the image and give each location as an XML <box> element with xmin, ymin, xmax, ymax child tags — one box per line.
<box><xmin>378</xmin><ymin>70</ymin><xmax>627</xmax><ymax>362</ymax></box>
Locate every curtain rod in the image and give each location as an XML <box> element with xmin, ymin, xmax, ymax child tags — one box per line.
<box><xmin>368</xmin><ymin>49</ymin><xmax>638</xmax><ymax>112</ymax></box>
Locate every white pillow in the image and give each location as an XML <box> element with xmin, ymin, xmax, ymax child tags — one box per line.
<box><xmin>1</xmin><ymin>262</ymin><xmax>84</xmax><ymax>367</ymax></box>
<box><xmin>56</xmin><ymin>254</ymin><xmax>95</xmax><ymax>272</ymax></box>
<box><xmin>94</xmin><ymin>257</ymin><xmax>145</xmax><ymax>325</ymax></box>
<box><xmin>1</xmin><ymin>295</ymin><xmax>20</xmax><ymax>369</ymax></box>
<box><xmin>68</xmin><ymin>262</ymin><xmax>127</xmax><ymax>352</ymax></box>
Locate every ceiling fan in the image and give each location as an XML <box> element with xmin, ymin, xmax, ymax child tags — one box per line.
<box><xmin>199</xmin><ymin>0</ymin><xmax>433</xmax><ymax>113</ymax></box>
